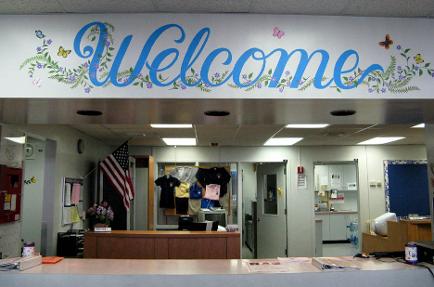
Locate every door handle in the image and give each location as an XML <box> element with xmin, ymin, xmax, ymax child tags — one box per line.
<box><xmin>257</xmin><ymin>218</ymin><xmax>261</xmax><ymax>222</ymax></box>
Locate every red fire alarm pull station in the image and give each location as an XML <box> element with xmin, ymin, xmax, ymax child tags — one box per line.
<box><xmin>297</xmin><ymin>166</ymin><xmax>304</xmax><ymax>174</ymax></box>
<box><xmin>0</xmin><ymin>165</ymin><xmax>23</xmax><ymax>224</ymax></box>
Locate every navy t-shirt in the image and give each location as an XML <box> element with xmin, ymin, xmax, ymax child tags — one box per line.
<box><xmin>196</xmin><ymin>167</ymin><xmax>231</xmax><ymax>197</ymax></box>
<box><xmin>189</xmin><ymin>182</ymin><xmax>203</xmax><ymax>199</ymax></box>
<box><xmin>155</xmin><ymin>175</ymin><xmax>181</xmax><ymax>208</ymax></box>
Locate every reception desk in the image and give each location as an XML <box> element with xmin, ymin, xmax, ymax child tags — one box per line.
<box><xmin>2</xmin><ymin>258</ymin><xmax>433</xmax><ymax>287</ymax></box>
<box><xmin>84</xmin><ymin>230</ymin><xmax>240</xmax><ymax>259</ymax></box>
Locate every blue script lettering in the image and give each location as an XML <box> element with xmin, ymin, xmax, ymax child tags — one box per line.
<box><xmin>73</xmin><ymin>21</ymin><xmax>384</xmax><ymax>91</ymax></box>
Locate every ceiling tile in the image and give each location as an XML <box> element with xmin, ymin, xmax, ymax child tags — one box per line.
<box><xmin>58</xmin><ymin>0</ymin><xmax>157</xmax><ymax>13</ymax></box>
<box><xmin>250</xmin><ymin>0</ymin><xmax>350</xmax><ymax>15</ymax></box>
<box><xmin>341</xmin><ymin>0</ymin><xmax>434</xmax><ymax>17</ymax></box>
<box><xmin>0</xmin><ymin>0</ymin><xmax>64</xmax><ymax>14</ymax></box>
<box><xmin>154</xmin><ymin>0</ymin><xmax>251</xmax><ymax>13</ymax></box>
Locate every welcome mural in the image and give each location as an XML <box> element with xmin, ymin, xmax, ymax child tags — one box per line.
<box><xmin>1</xmin><ymin>14</ymin><xmax>433</xmax><ymax>99</ymax></box>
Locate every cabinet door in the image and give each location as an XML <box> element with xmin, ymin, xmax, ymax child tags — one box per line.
<box><xmin>329</xmin><ymin>215</ymin><xmax>347</xmax><ymax>241</ymax></box>
<box><xmin>316</xmin><ymin>215</ymin><xmax>330</xmax><ymax>241</ymax></box>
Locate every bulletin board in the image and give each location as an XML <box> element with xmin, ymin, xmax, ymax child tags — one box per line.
<box><xmin>0</xmin><ymin>165</ymin><xmax>23</xmax><ymax>224</ymax></box>
<box><xmin>384</xmin><ymin>160</ymin><xmax>430</xmax><ymax>217</ymax></box>
<box><xmin>61</xmin><ymin>177</ymin><xmax>84</xmax><ymax>226</ymax></box>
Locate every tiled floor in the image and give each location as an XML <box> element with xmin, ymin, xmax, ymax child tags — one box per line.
<box><xmin>322</xmin><ymin>243</ymin><xmax>359</xmax><ymax>257</ymax></box>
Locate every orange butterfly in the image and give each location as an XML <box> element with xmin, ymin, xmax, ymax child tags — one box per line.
<box><xmin>379</xmin><ymin>34</ymin><xmax>393</xmax><ymax>49</ymax></box>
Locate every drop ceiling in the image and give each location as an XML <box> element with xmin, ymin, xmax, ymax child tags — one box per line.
<box><xmin>69</xmin><ymin>123</ymin><xmax>425</xmax><ymax>147</ymax></box>
<box><xmin>1</xmin><ymin>0</ymin><xmax>434</xmax><ymax>18</ymax></box>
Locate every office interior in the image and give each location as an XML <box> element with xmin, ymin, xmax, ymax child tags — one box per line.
<box><xmin>0</xmin><ymin>120</ymin><xmax>432</xmax><ymax>259</ymax></box>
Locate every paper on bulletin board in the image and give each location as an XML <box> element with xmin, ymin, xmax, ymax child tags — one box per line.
<box><xmin>10</xmin><ymin>194</ymin><xmax>16</xmax><ymax>211</ymax></box>
<box><xmin>330</xmin><ymin>173</ymin><xmax>343</xmax><ymax>189</ymax></box>
<box><xmin>297</xmin><ymin>174</ymin><xmax>307</xmax><ymax>189</ymax></box>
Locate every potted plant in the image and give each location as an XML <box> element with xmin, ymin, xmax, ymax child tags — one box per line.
<box><xmin>87</xmin><ymin>201</ymin><xmax>114</xmax><ymax>229</ymax></box>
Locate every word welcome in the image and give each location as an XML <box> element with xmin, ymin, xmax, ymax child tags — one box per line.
<box><xmin>74</xmin><ymin>21</ymin><xmax>384</xmax><ymax>89</ymax></box>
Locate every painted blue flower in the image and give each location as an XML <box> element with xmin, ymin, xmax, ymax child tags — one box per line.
<box><xmin>415</xmin><ymin>66</ymin><xmax>419</xmax><ymax>71</ymax></box>
<box><xmin>399</xmin><ymin>75</ymin><xmax>405</xmax><ymax>80</ymax></box>
<box><xmin>205</xmin><ymin>83</ymin><xmax>210</xmax><ymax>87</ymax></box>
<box><xmin>68</xmin><ymin>75</ymin><xmax>76</xmax><ymax>82</ymax></box>
<box><xmin>431</xmin><ymin>73</ymin><xmax>434</xmax><ymax>78</ymax></box>
<box><xmin>397</xmin><ymin>66</ymin><xmax>402</xmax><ymax>71</ymax></box>
<box><xmin>83</xmin><ymin>62</ymin><xmax>89</xmax><ymax>68</ymax></box>
<box><xmin>36</xmin><ymin>47</ymin><xmax>42</xmax><ymax>52</ymax></box>
<box><xmin>47</xmin><ymin>39</ymin><xmax>52</xmax><ymax>45</ymax></box>
<box><xmin>105</xmin><ymin>40</ymin><xmax>110</xmax><ymax>47</ymax></box>
<box><xmin>368</xmin><ymin>88</ymin><xmax>374</xmax><ymax>93</ymax></box>
<box><xmin>279</xmin><ymin>86</ymin><xmax>284</xmax><ymax>93</ymax></box>
<box><xmin>36</xmin><ymin>63</ymin><xmax>43</xmax><ymax>69</ymax></box>
<box><xmin>181</xmin><ymin>84</ymin><xmax>187</xmax><ymax>90</ymax></box>
<box><xmin>381</xmin><ymin>87</ymin><xmax>386</xmax><ymax>93</ymax></box>
<box><xmin>84</xmin><ymin>87</ymin><xmax>91</xmax><ymax>93</ymax></box>
<box><xmin>396</xmin><ymin>45</ymin><xmax>401</xmax><ymax>50</ymax></box>
<box><xmin>146</xmin><ymin>82</ymin><xmax>152</xmax><ymax>89</ymax></box>
<box><xmin>242</xmin><ymin>74</ymin><xmax>247</xmax><ymax>79</ymax></box>
<box><xmin>256</xmin><ymin>82</ymin><xmax>262</xmax><ymax>89</ymax></box>
<box><xmin>348</xmin><ymin>76</ymin><xmax>354</xmax><ymax>82</ymax></box>
<box><xmin>214</xmin><ymin>72</ymin><xmax>220</xmax><ymax>78</ymax></box>
<box><xmin>284</xmin><ymin>71</ymin><xmax>290</xmax><ymax>76</ymax></box>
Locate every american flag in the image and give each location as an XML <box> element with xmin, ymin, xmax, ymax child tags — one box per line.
<box><xmin>99</xmin><ymin>142</ymin><xmax>134</xmax><ymax>210</ymax></box>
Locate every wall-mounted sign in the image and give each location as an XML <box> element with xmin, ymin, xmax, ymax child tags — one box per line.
<box><xmin>1</xmin><ymin>14</ymin><xmax>434</xmax><ymax>99</ymax></box>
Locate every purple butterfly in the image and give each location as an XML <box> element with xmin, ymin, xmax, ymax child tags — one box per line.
<box><xmin>273</xmin><ymin>27</ymin><xmax>284</xmax><ymax>39</ymax></box>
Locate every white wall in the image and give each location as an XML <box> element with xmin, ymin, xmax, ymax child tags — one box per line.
<box><xmin>9</xmin><ymin>125</ymin><xmax>112</xmax><ymax>255</ymax></box>
<box><xmin>131</xmin><ymin>144</ymin><xmax>427</xmax><ymax>256</ymax></box>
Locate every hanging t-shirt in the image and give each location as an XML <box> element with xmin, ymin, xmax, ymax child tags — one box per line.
<box><xmin>155</xmin><ymin>175</ymin><xmax>181</xmax><ymax>208</ymax></box>
<box><xmin>204</xmin><ymin>184</ymin><xmax>221</xmax><ymax>200</ymax></box>
<box><xmin>196</xmin><ymin>167</ymin><xmax>231</xmax><ymax>197</ymax></box>
<box><xmin>189</xmin><ymin>182</ymin><xmax>203</xmax><ymax>199</ymax></box>
<box><xmin>175</xmin><ymin>182</ymin><xmax>190</xmax><ymax>198</ymax></box>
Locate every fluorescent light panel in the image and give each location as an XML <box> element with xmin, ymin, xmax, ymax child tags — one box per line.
<box><xmin>4</xmin><ymin>136</ymin><xmax>26</xmax><ymax>144</ymax></box>
<box><xmin>162</xmin><ymin>138</ymin><xmax>196</xmax><ymax>146</ymax></box>
<box><xmin>285</xmin><ymin>124</ymin><xmax>329</xmax><ymax>129</ymax></box>
<box><xmin>264</xmin><ymin>137</ymin><xmax>303</xmax><ymax>146</ymax></box>
<box><xmin>411</xmin><ymin>123</ymin><xmax>425</xmax><ymax>128</ymax></box>
<box><xmin>357</xmin><ymin>137</ymin><xmax>405</xmax><ymax>145</ymax></box>
<box><xmin>150</xmin><ymin>124</ymin><xmax>192</xmax><ymax>128</ymax></box>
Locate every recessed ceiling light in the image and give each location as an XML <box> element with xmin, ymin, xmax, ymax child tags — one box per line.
<box><xmin>357</xmin><ymin>137</ymin><xmax>405</xmax><ymax>145</ymax></box>
<box><xmin>204</xmin><ymin>110</ymin><xmax>230</xmax><ymax>117</ymax></box>
<box><xmin>151</xmin><ymin>124</ymin><xmax>192</xmax><ymax>128</ymax></box>
<box><xmin>162</xmin><ymin>138</ymin><xmax>196</xmax><ymax>146</ymax></box>
<box><xmin>264</xmin><ymin>137</ymin><xmax>303</xmax><ymax>146</ymax></box>
<box><xmin>76</xmin><ymin>110</ymin><xmax>103</xmax><ymax>116</ymax></box>
<box><xmin>330</xmin><ymin>110</ymin><xmax>356</xmax><ymax>117</ymax></box>
<box><xmin>5</xmin><ymin>136</ymin><xmax>26</xmax><ymax>144</ymax></box>
<box><xmin>411</xmin><ymin>123</ymin><xmax>425</xmax><ymax>128</ymax></box>
<box><xmin>285</xmin><ymin>124</ymin><xmax>329</xmax><ymax>129</ymax></box>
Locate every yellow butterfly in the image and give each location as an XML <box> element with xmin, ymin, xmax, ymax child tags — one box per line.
<box><xmin>57</xmin><ymin>46</ymin><xmax>71</xmax><ymax>58</ymax></box>
<box><xmin>414</xmin><ymin>54</ymin><xmax>424</xmax><ymax>64</ymax></box>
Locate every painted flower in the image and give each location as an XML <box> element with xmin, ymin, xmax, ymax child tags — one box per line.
<box><xmin>397</xmin><ymin>66</ymin><xmax>402</xmax><ymax>71</ymax></box>
<box><xmin>83</xmin><ymin>62</ymin><xmax>89</xmax><ymax>68</ymax></box>
<box><xmin>368</xmin><ymin>88</ymin><xmax>374</xmax><ymax>93</ymax></box>
<box><xmin>146</xmin><ymin>82</ymin><xmax>152</xmax><ymax>89</ymax></box>
<box><xmin>256</xmin><ymin>82</ymin><xmax>262</xmax><ymax>89</ymax></box>
<box><xmin>381</xmin><ymin>87</ymin><xmax>387</xmax><ymax>93</ymax></box>
<box><xmin>84</xmin><ymin>87</ymin><xmax>91</xmax><ymax>93</ymax></box>
<box><xmin>181</xmin><ymin>84</ymin><xmax>187</xmax><ymax>90</ymax></box>
<box><xmin>431</xmin><ymin>73</ymin><xmax>434</xmax><ymax>78</ymax></box>
<box><xmin>214</xmin><ymin>72</ymin><xmax>220</xmax><ymax>78</ymax></box>
<box><xmin>68</xmin><ymin>75</ymin><xmax>76</xmax><ymax>82</ymax></box>
<box><xmin>105</xmin><ymin>40</ymin><xmax>110</xmax><ymax>47</ymax></box>
<box><xmin>36</xmin><ymin>63</ymin><xmax>43</xmax><ymax>69</ymax></box>
<box><xmin>348</xmin><ymin>76</ymin><xmax>354</xmax><ymax>82</ymax></box>
<box><xmin>415</xmin><ymin>66</ymin><xmax>419</xmax><ymax>71</ymax></box>
<box><xmin>284</xmin><ymin>70</ymin><xmax>290</xmax><ymax>76</ymax></box>
<box><xmin>396</xmin><ymin>45</ymin><xmax>401</xmax><ymax>50</ymax></box>
<box><xmin>36</xmin><ymin>47</ymin><xmax>42</xmax><ymax>52</ymax></box>
<box><xmin>204</xmin><ymin>83</ymin><xmax>210</xmax><ymax>87</ymax></box>
<box><xmin>279</xmin><ymin>86</ymin><xmax>284</xmax><ymax>93</ymax></box>
<box><xmin>47</xmin><ymin>39</ymin><xmax>52</xmax><ymax>45</ymax></box>
<box><xmin>399</xmin><ymin>75</ymin><xmax>405</xmax><ymax>80</ymax></box>
<box><xmin>242</xmin><ymin>74</ymin><xmax>247</xmax><ymax>79</ymax></box>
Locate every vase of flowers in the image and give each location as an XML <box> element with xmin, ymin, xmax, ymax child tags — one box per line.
<box><xmin>87</xmin><ymin>201</ymin><xmax>114</xmax><ymax>229</ymax></box>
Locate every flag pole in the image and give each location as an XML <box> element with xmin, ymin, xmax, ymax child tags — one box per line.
<box><xmin>82</xmin><ymin>137</ymin><xmax>135</xmax><ymax>179</ymax></box>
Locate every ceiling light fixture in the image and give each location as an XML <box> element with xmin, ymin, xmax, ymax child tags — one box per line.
<box><xmin>357</xmin><ymin>137</ymin><xmax>405</xmax><ymax>145</ymax></box>
<box><xmin>285</xmin><ymin>124</ymin><xmax>329</xmax><ymax>129</ymax></box>
<box><xmin>204</xmin><ymin>110</ymin><xmax>230</xmax><ymax>117</ymax></box>
<box><xmin>4</xmin><ymin>136</ymin><xmax>26</xmax><ymax>144</ymax></box>
<box><xmin>411</xmin><ymin>123</ymin><xmax>425</xmax><ymax>128</ymax></box>
<box><xmin>264</xmin><ymin>137</ymin><xmax>303</xmax><ymax>146</ymax></box>
<box><xmin>162</xmin><ymin>138</ymin><xmax>197</xmax><ymax>146</ymax></box>
<box><xmin>330</xmin><ymin>110</ymin><xmax>356</xmax><ymax>116</ymax></box>
<box><xmin>150</xmin><ymin>124</ymin><xmax>193</xmax><ymax>128</ymax></box>
<box><xmin>76</xmin><ymin>110</ymin><xmax>103</xmax><ymax>116</ymax></box>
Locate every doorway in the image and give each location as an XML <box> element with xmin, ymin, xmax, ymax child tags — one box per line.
<box><xmin>242</xmin><ymin>162</ymin><xmax>288</xmax><ymax>259</ymax></box>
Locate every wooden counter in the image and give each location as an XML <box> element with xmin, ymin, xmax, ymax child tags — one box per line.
<box><xmin>84</xmin><ymin>230</ymin><xmax>240</xmax><ymax>259</ymax></box>
<box><xmin>362</xmin><ymin>219</ymin><xmax>432</xmax><ymax>254</ymax></box>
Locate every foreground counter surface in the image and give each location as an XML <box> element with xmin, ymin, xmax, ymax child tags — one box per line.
<box><xmin>1</xmin><ymin>258</ymin><xmax>433</xmax><ymax>287</ymax></box>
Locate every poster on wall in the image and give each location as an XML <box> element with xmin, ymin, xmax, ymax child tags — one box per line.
<box><xmin>1</xmin><ymin>14</ymin><xmax>434</xmax><ymax>99</ymax></box>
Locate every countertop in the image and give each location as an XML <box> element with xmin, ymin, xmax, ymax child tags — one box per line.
<box><xmin>2</xmin><ymin>258</ymin><xmax>433</xmax><ymax>287</ymax></box>
<box><xmin>315</xmin><ymin>210</ymin><xmax>358</xmax><ymax>215</ymax></box>
<box><xmin>85</xmin><ymin>230</ymin><xmax>240</xmax><ymax>238</ymax></box>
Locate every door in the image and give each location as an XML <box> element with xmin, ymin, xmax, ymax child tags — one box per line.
<box><xmin>256</xmin><ymin>162</ymin><xmax>287</xmax><ymax>258</ymax></box>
